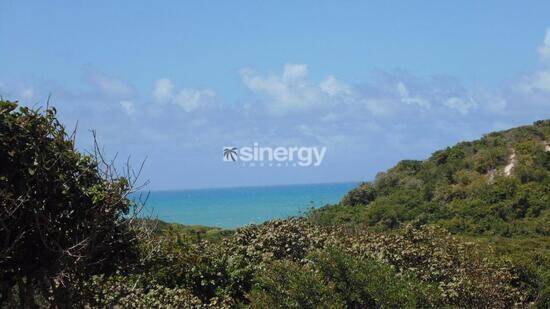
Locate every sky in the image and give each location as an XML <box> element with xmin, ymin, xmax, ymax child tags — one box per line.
<box><xmin>1</xmin><ymin>1</ymin><xmax>550</xmax><ymax>189</ymax></box>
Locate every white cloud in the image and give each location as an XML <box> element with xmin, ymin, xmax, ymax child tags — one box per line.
<box><xmin>395</xmin><ymin>82</ymin><xmax>430</xmax><ymax>108</ymax></box>
<box><xmin>320</xmin><ymin>76</ymin><xmax>352</xmax><ymax>96</ymax></box>
<box><xmin>152</xmin><ymin>78</ymin><xmax>216</xmax><ymax>112</ymax></box>
<box><xmin>539</xmin><ymin>28</ymin><xmax>550</xmax><ymax>62</ymax></box>
<box><xmin>173</xmin><ymin>88</ymin><xmax>216</xmax><ymax>112</ymax></box>
<box><xmin>487</xmin><ymin>96</ymin><xmax>507</xmax><ymax>112</ymax></box>
<box><xmin>241</xmin><ymin>64</ymin><xmax>323</xmax><ymax>115</ymax></box>
<box><xmin>513</xmin><ymin>29</ymin><xmax>550</xmax><ymax>103</ymax></box>
<box><xmin>443</xmin><ymin>96</ymin><xmax>476</xmax><ymax>115</ymax></box>
<box><xmin>89</xmin><ymin>72</ymin><xmax>134</xmax><ymax>98</ymax></box>
<box><xmin>519</xmin><ymin>70</ymin><xmax>550</xmax><ymax>94</ymax></box>
<box><xmin>240</xmin><ymin>64</ymin><xmax>485</xmax><ymax>117</ymax></box>
<box><xmin>363</xmin><ymin>98</ymin><xmax>394</xmax><ymax>116</ymax></box>
<box><xmin>282</xmin><ymin>63</ymin><xmax>308</xmax><ymax>81</ymax></box>
<box><xmin>473</xmin><ymin>89</ymin><xmax>507</xmax><ymax>113</ymax></box>
<box><xmin>153</xmin><ymin>78</ymin><xmax>174</xmax><ymax>102</ymax></box>
<box><xmin>241</xmin><ymin>63</ymin><xmax>356</xmax><ymax>115</ymax></box>
<box><xmin>119</xmin><ymin>100</ymin><xmax>135</xmax><ymax>114</ymax></box>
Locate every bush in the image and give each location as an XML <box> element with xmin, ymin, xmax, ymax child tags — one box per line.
<box><xmin>308</xmin><ymin>248</ymin><xmax>442</xmax><ymax>307</ymax></box>
<box><xmin>81</xmin><ymin>275</ymin><xmax>206</xmax><ymax>308</ymax></box>
<box><xmin>340</xmin><ymin>182</ymin><xmax>376</xmax><ymax>206</ymax></box>
<box><xmin>306</xmin><ymin>203</ymin><xmax>366</xmax><ymax>227</ymax></box>
<box><xmin>249</xmin><ymin>246</ymin><xmax>442</xmax><ymax>308</ymax></box>
<box><xmin>336</xmin><ymin>225</ymin><xmax>531</xmax><ymax>307</ymax></box>
<box><xmin>248</xmin><ymin>260</ymin><xmax>342</xmax><ymax>308</ymax></box>
<box><xmin>0</xmin><ymin>101</ymin><xmax>139</xmax><ymax>306</ymax></box>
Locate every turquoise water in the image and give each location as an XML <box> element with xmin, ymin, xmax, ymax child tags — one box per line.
<box><xmin>139</xmin><ymin>182</ymin><xmax>358</xmax><ymax>228</ymax></box>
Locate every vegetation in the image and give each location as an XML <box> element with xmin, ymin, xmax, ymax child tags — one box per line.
<box><xmin>1</xmin><ymin>100</ymin><xmax>548</xmax><ymax>307</ymax></box>
<box><xmin>75</xmin><ymin>219</ymin><xmax>534</xmax><ymax>307</ymax></box>
<box><xmin>0</xmin><ymin>101</ymin><xmax>146</xmax><ymax>306</ymax></box>
<box><xmin>309</xmin><ymin>119</ymin><xmax>550</xmax><ymax>307</ymax></box>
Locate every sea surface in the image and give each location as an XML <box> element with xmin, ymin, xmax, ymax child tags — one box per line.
<box><xmin>139</xmin><ymin>182</ymin><xmax>358</xmax><ymax>228</ymax></box>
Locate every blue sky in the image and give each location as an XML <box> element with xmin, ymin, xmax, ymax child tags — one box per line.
<box><xmin>1</xmin><ymin>1</ymin><xmax>550</xmax><ymax>189</ymax></box>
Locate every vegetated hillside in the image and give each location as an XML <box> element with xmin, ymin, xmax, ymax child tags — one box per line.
<box><xmin>311</xmin><ymin>120</ymin><xmax>550</xmax><ymax>238</ymax></box>
<box><xmin>308</xmin><ymin>120</ymin><xmax>550</xmax><ymax>308</ymax></box>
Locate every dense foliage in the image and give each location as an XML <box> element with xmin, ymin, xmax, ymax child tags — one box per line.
<box><xmin>309</xmin><ymin>119</ymin><xmax>550</xmax><ymax>307</ymax></box>
<box><xmin>77</xmin><ymin>219</ymin><xmax>534</xmax><ymax>307</ymax></box>
<box><xmin>319</xmin><ymin>120</ymin><xmax>550</xmax><ymax>236</ymax></box>
<box><xmin>0</xmin><ymin>101</ymin><xmax>139</xmax><ymax>306</ymax></box>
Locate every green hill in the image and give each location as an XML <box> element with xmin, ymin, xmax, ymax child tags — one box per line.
<box><xmin>311</xmin><ymin>120</ymin><xmax>550</xmax><ymax>238</ymax></box>
<box><xmin>306</xmin><ymin>120</ymin><xmax>550</xmax><ymax>307</ymax></box>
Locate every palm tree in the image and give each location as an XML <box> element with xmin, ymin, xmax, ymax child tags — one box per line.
<box><xmin>224</xmin><ymin>147</ymin><xmax>238</xmax><ymax>161</ymax></box>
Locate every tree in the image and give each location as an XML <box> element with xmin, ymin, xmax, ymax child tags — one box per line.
<box><xmin>340</xmin><ymin>182</ymin><xmax>376</xmax><ymax>206</ymax></box>
<box><xmin>0</xmin><ymin>101</ymin><xmax>143</xmax><ymax>306</ymax></box>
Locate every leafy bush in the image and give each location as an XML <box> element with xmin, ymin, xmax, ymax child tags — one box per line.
<box><xmin>220</xmin><ymin>218</ymin><xmax>329</xmax><ymax>301</ymax></box>
<box><xmin>307</xmin><ymin>203</ymin><xmax>366</xmax><ymax>227</ymax></box>
<box><xmin>249</xmin><ymin>260</ymin><xmax>342</xmax><ymax>308</ymax></box>
<box><xmin>82</xmin><ymin>275</ymin><xmax>206</xmax><ymax>308</ymax></box>
<box><xmin>335</xmin><ymin>225</ymin><xmax>531</xmax><ymax>307</ymax></box>
<box><xmin>247</xmin><ymin>223</ymin><xmax>529</xmax><ymax>308</ymax></box>
<box><xmin>0</xmin><ymin>101</ymin><xmax>140</xmax><ymax>306</ymax></box>
<box><xmin>340</xmin><ymin>182</ymin><xmax>376</xmax><ymax>206</ymax></box>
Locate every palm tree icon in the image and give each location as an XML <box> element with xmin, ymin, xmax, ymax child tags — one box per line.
<box><xmin>223</xmin><ymin>147</ymin><xmax>238</xmax><ymax>161</ymax></box>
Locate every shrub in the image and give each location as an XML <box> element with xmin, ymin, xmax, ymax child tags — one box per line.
<box><xmin>307</xmin><ymin>248</ymin><xmax>443</xmax><ymax>308</ymax></box>
<box><xmin>248</xmin><ymin>260</ymin><xmax>343</xmax><ymax>308</ymax></box>
<box><xmin>81</xmin><ymin>275</ymin><xmax>205</xmax><ymax>308</ymax></box>
<box><xmin>335</xmin><ymin>225</ymin><xmax>531</xmax><ymax>307</ymax></box>
<box><xmin>0</xmin><ymin>101</ymin><xmax>140</xmax><ymax>306</ymax></box>
<box><xmin>340</xmin><ymin>182</ymin><xmax>376</xmax><ymax>206</ymax></box>
<box><xmin>306</xmin><ymin>203</ymin><xmax>366</xmax><ymax>227</ymax></box>
<box><xmin>249</xmin><ymin>247</ymin><xmax>442</xmax><ymax>308</ymax></box>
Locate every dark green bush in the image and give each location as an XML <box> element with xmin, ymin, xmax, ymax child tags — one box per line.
<box><xmin>306</xmin><ymin>248</ymin><xmax>442</xmax><ymax>308</ymax></box>
<box><xmin>0</xmin><ymin>101</ymin><xmax>139</xmax><ymax>306</ymax></box>
<box><xmin>340</xmin><ymin>182</ymin><xmax>376</xmax><ymax>206</ymax></box>
<box><xmin>336</xmin><ymin>225</ymin><xmax>531</xmax><ymax>307</ymax></box>
<box><xmin>249</xmin><ymin>260</ymin><xmax>343</xmax><ymax>308</ymax></box>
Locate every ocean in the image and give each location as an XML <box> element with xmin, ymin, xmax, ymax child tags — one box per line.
<box><xmin>138</xmin><ymin>182</ymin><xmax>358</xmax><ymax>228</ymax></box>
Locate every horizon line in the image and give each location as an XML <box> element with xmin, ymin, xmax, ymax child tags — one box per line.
<box><xmin>142</xmin><ymin>180</ymin><xmax>363</xmax><ymax>193</ymax></box>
